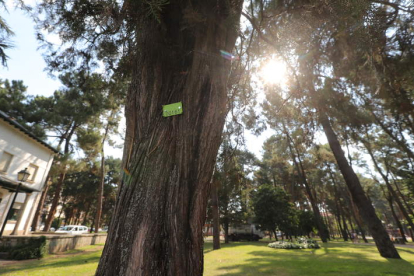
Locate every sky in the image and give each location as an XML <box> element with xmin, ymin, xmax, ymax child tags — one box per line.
<box><xmin>1</xmin><ymin>4</ymin><xmax>60</xmax><ymax>97</ymax></box>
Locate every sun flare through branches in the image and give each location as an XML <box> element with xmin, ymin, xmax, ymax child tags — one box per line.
<box><xmin>260</xmin><ymin>59</ymin><xmax>287</xmax><ymax>85</ymax></box>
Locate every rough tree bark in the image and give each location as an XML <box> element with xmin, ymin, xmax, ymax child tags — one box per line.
<box><xmin>320</xmin><ymin>112</ymin><xmax>400</xmax><ymax>258</ymax></box>
<box><xmin>95</xmin><ymin>2</ymin><xmax>243</xmax><ymax>275</ymax></box>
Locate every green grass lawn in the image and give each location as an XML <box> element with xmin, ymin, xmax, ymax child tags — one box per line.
<box><xmin>1</xmin><ymin>241</ymin><xmax>414</xmax><ymax>276</ymax></box>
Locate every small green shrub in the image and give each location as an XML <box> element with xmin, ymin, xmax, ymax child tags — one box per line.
<box><xmin>51</xmin><ymin>218</ymin><xmax>63</xmax><ymax>229</ymax></box>
<box><xmin>0</xmin><ymin>245</ymin><xmax>10</xmax><ymax>252</ymax></box>
<box><xmin>268</xmin><ymin>238</ymin><xmax>320</xmax><ymax>249</ymax></box>
<box><xmin>8</xmin><ymin>236</ymin><xmax>47</xmax><ymax>260</ymax></box>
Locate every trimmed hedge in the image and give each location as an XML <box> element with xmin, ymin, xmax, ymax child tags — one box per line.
<box><xmin>268</xmin><ymin>238</ymin><xmax>320</xmax><ymax>249</ymax></box>
<box><xmin>1</xmin><ymin>236</ymin><xmax>47</xmax><ymax>260</ymax></box>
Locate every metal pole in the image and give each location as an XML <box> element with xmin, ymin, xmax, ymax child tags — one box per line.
<box><xmin>0</xmin><ymin>184</ymin><xmax>21</xmax><ymax>238</ymax></box>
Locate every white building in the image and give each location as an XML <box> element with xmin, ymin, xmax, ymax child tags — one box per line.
<box><xmin>0</xmin><ymin>111</ymin><xmax>57</xmax><ymax>236</ymax></box>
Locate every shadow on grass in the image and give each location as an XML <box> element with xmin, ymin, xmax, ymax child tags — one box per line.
<box><xmin>212</xmin><ymin>241</ymin><xmax>414</xmax><ymax>276</ymax></box>
<box><xmin>397</xmin><ymin>248</ymin><xmax>414</xmax><ymax>255</ymax></box>
<box><xmin>204</xmin><ymin>240</ymin><xmax>270</xmax><ymax>250</ymax></box>
<box><xmin>204</xmin><ymin>241</ymin><xmax>279</xmax><ymax>256</ymax></box>
<box><xmin>0</xmin><ymin>251</ymin><xmax>101</xmax><ymax>274</ymax></box>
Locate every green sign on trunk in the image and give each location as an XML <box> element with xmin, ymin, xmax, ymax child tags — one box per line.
<box><xmin>163</xmin><ymin>102</ymin><xmax>183</xmax><ymax>117</ymax></box>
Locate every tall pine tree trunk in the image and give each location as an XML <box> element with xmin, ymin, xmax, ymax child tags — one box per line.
<box><xmin>320</xmin><ymin>112</ymin><xmax>400</xmax><ymax>258</ymax></box>
<box><xmin>96</xmin><ymin>2</ymin><xmax>243</xmax><ymax>275</ymax></box>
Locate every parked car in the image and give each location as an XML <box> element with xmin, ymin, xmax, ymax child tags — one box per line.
<box><xmin>55</xmin><ymin>225</ymin><xmax>89</xmax><ymax>235</ymax></box>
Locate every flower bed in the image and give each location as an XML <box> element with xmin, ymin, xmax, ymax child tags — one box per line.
<box><xmin>268</xmin><ymin>238</ymin><xmax>320</xmax><ymax>249</ymax></box>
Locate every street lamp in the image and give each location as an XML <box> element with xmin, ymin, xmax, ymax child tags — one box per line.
<box><xmin>17</xmin><ymin>168</ymin><xmax>31</xmax><ymax>182</ymax></box>
<box><xmin>0</xmin><ymin>168</ymin><xmax>30</xmax><ymax>237</ymax></box>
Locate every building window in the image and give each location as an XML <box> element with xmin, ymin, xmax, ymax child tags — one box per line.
<box><xmin>27</xmin><ymin>164</ymin><xmax>39</xmax><ymax>182</ymax></box>
<box><xmin>0</xmin><ymin>151</ymin><xmax>13</xmax><ymax>173</ymax></box>
<box><xmin>7</xmin><ymin>203</ymin><xmax>22</xmax><ymax>221</ymax></box>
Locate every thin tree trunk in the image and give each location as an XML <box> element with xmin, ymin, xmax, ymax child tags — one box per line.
<box><xmin>43</xmin><ymin>172</ymin><xmax>66</xmax><ymax>231</ymax></box>
<box><xmin>211</xmin><ymin>180</ymin><xmax>220</xmax><ymax>250</ymax></box>
<box><xmin>94</xmin><ymin>153</ymin><xmax>105</xmax><ymax>233</ymax></box>
<box><xmin>83</xmin><ymin>202</ymin><xmax>91</xmax><ymax>225</ymax></box>
<box><xmin>32</xmin><ymin>134</ymin><xmax>66</xmax><ymax>232</ymax></box>
<box><xmin>320</xmin><ymin>112</ymin><xmax>399</xmax><ymax>258</ymax></box>
<box><xmin>44</xmin><ymin>123</ymin><xmax>76</xmax><ymax>232</ymax></box>
<box><xmin>364</xmin><ymin>143</ymin><xmax>414</xmax><ymax>233</ymax></box>
<box><xmin>346</xmin><ymin>188</ymin><xmax>369</xmax><ymax>243</ymax></box>
<box><xmin>335</xmin><ymin>216</ymin><xmax>343</xmax><ymax>240</ymax></box>
<box><xmin>283</xmin><ymin>124</ymin><xmax>329</xmax><ymax>242</ymax></box>
<box><xmin>58</xmin><ymin>201</ymin><xmax>65</xmax><ymax>225</ymax></box>
<box><xmin>330</xmin><ymin>169</ymin><xmax>349</xmax><ymax>241</ymax></box>
<box><xmin>384</xmin><ymin>190</ymin><xmax>407</xmax><ymax>243</ymax></box>
<box><xmin>349</xmin><ymin>216</ymin><xmax>355</xmax><ymax>235</ymax></box>
<box><xmin>339</xmin><ymin>202</ymin><xmax>350</xmax><ymax>241</ymax></box>
<box><xmin>74</xmin><ymin>212</ymin><xmax>79</xmax><ymax>226</ymax></box>
<box><xmin>273</xmin><ymin>230</ymin><xmax>278</xmax><ymax>241</ymax></box>
<box><xmin>31</xmin><ymin>176</ymin><xmax>51</xmax><ymax>231</ymax></box>
<box><xmin>351</xmin><ymin>207</ymin><xmax>368</xmax><ymax>243</ymax></box>
<box><xmin>95</xmin><ymin>111</ymin><xmax>114</xmax><ymax>233</ymax></box>
<box><xmin>96</xmin><ymin>2</ymin><xmax>243</xmax><ymax>274</ymax></box>
<box><xmin>224</xmin><ymin>219</ymin><xmax>230</xmax><ymax>244</ymax></box>
<box><xmin>369</xmin><ymin>109</ymin><xmax>414</xmax><ymax>160</ymax></box>
<box><xmin>325</xmin><ymin>207</ymin><xmax>336</xmax><ymax>239</ymax></box>
<box><xmin>390</xmin><ymin>172</ymin><xmax>414</xmax><ymax>217</ymax></box>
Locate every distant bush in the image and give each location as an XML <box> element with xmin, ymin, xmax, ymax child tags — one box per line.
<box><xmin>51</xmin><ymin>218</ymin><xmax>63</xmax><ymax>229</ymax></box>
<box><xmin>7</xmin><ymin>236</ymin><xmax>47</xmax><ymax>260</ymax></box>
<box><xmin>268</xmin><ymin>238</ymin><xmax>320</xmax><ymax>249</ymax></box>
<box><xmin>268</xmin><ymin>241</ymin><xmax>302</xmax><ymax>249</ymax></box>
